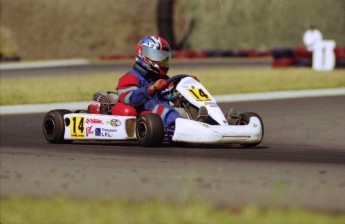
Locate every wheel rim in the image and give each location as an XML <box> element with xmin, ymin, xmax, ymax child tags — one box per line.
<box><xmin>44</xmin><ymin>118</ymin><xmax>55</xmax><ymax>136</ymax></box>
<box><xmin>137</xmin><ymin>121</ymin><xmax>148</xmax><ymax>140</ymax></box>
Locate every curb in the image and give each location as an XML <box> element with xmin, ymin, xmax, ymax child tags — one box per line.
<box><xmin>215</xmin><ymin>88</ymin><xmax>345</xmax><ymax>102</ymax></box>
<box><xmin>0</xmin><ymin>59</ymin><xmax>90</xmax><ymax>70</ymax></box>
<box><xmin>1</xmin><ymin>88</ymin><xmax>344</xmax><ymax>115</ymax></box>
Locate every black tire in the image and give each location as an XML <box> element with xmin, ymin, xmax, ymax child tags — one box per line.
<box><xmin>136</xmin><ymin>114</ymin><xmax>165</xmax><ymax>147</ymax></box>
<box><xmin>42</xmin><ymin>109</ymin><xmax>73</xmax><ymax>144</ymax></box>
<box><xmin>239</xmin><ymin>112</ymin><xmax>264</xmax><ymax>147</ymax></box>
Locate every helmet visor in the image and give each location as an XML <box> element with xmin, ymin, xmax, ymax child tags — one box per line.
<box><xmin>153</xmin><ymin>57</ymin><xmax>170</xmax><ymax>68</ymax></box>
<box><xmin>142</xmin><ymin>45</ymin><xmax>171</xmax><ymax>62</ymax></box>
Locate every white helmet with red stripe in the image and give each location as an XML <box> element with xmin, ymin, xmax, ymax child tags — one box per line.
<box><xmin>135</xmin><ymin>36</ymin><xmax>171</xmax><ymax>76</ymax></box>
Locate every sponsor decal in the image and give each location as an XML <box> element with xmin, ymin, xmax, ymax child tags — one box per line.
<box><xmin>205</xmin><ymin>102</ymin><xmax>218</xmax><ymax>107</ymax></box>
<box><xmin>95</xmin><ymin>128</ymin><xmax>117</xmax><ymax>137</ymax></box>
<box><xmin>86</xmin><ymin>118</ymin><xmax>103</xmax><ymax>124</ymax></box>
<box><xmin>86</xmin><ymin>126</ymin><xmax>94</xmax><ymax>137</ymax></box>
<box><xmin>106</xmin><ymin>119</ymin><xmax>121</xmax><ymax>127</ymax></box>
<box><xmin>95</xmin><ymin>128</ymin><xmax>101</xmax><ymax>136</ymax></box>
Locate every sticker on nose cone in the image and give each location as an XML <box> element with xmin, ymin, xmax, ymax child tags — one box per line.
<box><xmin>188</xmin><ymin>88</ymin><xmax>212</xmax><ymax>101</ymax></box>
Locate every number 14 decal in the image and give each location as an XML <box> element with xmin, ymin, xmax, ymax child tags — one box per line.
<box><xmin>70</xmin><ymin>116</ymin><xmax>85</xmax><ymax>138</ymax></box>
<box><xmin>188</xmin><ymin>88</ymin><xmax>212</xmax><ymax>101</ymax></box>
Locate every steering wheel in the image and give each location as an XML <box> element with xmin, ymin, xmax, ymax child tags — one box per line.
<box><xmin>160</xmin><ymin>74</ymin><xmax>191</xmax><ymax>97</ymax></box>
<box><xmin>166</xmin><ymin>74</ymin><xmax>191</xmax><ymax>84</ymax></box>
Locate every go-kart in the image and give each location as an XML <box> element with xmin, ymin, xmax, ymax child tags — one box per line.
<box><xmin>42</xmin><ymin>74</ymin><xmax>264</xmax><ymax>147</ymax></box>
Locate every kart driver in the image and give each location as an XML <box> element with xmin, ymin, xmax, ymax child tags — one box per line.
<box><xmin>113</xmin><ymin>36</ymin><xmax>204</xmax><ymax>127</ymax></box>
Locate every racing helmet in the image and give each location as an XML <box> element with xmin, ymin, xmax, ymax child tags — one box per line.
<box><xmin>135</xmin><ymin>36</ymin><xmax>171</xmax><ymax>76</ymax></box>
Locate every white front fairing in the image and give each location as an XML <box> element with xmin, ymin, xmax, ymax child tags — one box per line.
<box><xmin>176</xmin><ymin>77</ymin><xmax>228</xmax><ymax>125</ymax></box>
<box><xmin>172</xmin><ymin>117</ymin><xmax>263</xmax><ymax>144</ymax></box>
<box><xmin>64</xmin><ymin>113</ymin><xmax>136</xmax><ymax>140</ymax></box>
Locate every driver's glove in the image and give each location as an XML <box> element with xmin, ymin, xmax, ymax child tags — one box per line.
<box><xmin>148</xmin><ymin>79</ymin><xmax>168</xmax><ymax>95</ymax></box>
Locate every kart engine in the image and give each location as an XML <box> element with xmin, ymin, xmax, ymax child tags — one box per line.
<box><xmin>88</xmin><ymin>92</ymin><xmax>119</xmax><ymax>114</ymax></box>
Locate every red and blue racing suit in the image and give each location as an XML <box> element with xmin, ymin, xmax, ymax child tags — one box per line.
<box><xmin>117</xmin><ymin>63</ymin><xmax>181</xmax><ymax>127</ymax></box>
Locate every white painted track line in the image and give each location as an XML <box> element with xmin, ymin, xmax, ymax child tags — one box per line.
<box><xmin>215</xmin><ymin>88</ymin><xmax>345</xmax><ymax>102</ymax></box>
<box><xmin>1</xmin><ymin>88</ymin><xmax>344</xmax><ymax>115</ymax></box>
<box><xmin>0</xmin><ymin>59</ymin><xmax>90</xmax><ymax>70</ymax></box>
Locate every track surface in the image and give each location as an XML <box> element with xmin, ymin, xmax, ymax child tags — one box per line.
<box><xmin>1</xmin><ymin>96</ymin><xmax>345</xmax><ymax>213</ymax></box>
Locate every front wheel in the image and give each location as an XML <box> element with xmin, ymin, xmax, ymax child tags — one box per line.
<box><xmin>42</xmin><ymin>109</ymin><xmax>73</xmax><ymax>144</ymax></box>
<box><xmin>136</xmin><ymin>114</ymin><xmax>165</xmax><ymax>147</ymax></box>
<box><xmin>239</xmin><ymin>112</ymin><xmax>264</xmax><ymax>147</ymax></box>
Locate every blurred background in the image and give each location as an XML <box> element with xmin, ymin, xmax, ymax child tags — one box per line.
<box><xmin>1</xmin><ymin>0</ymin><xmax>344</xmax><ymax>60</ymax></box>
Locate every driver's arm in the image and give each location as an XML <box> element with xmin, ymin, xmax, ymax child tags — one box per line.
<box><xmin>117</xmin><ymin>74</ymin><xmax>152</xmax><ymax>106</ymax></box>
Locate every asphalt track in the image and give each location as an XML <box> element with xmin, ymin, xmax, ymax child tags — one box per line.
<box><xmin>1</xmin><ymin>60</ymin><xmax>345</xmax><ymax>213</ymax></box>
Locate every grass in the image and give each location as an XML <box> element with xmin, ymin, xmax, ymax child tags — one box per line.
<box><xmin>1</xmin><ymin>197</ymin><xmax>345</xmax><ymax>224</ymax></box>
<box><xmin>1</xmin><ymin>67</ymin><xmax>345</xmax><ymax>105</ymax></box>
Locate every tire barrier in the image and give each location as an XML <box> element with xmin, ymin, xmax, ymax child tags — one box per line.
<box><xmin>98</xmin><ymin>46</ymin><xmax>344</xmax><ymax>70</ymax></box>
<box><xmin>271</xmin><ymin>46</ymin><xmax>344</xmax><ymax>69</ymax></box>
<box><xmin>271</xmin><ymin>48</ymin><xmax>295</xmax><ymax>59</ymax></box>
<box><xmin>204</xmin><ymin>50</ymin><xmax>236</xmax><ymax>58</ymax></box>
<box><xmin>0</xmin><ymin>53</ymin><xmax>21</xmax><ymax>62</ymax></box>
<box><xmin>272</xmin><ymin>57</ymin><xmax>295</xmax><ymax>68</ymax></box>
<box><xmin>271</xmin><ymin>48</ymin><xmax>295</xmax><ymax>68</ymax></box>
<box><xmin>294</xmin><ymin>46</ymin><xmax>312</xmax><ymax>67</ymax></box>
<box><xmin>334</xmin><ymin>46</ymin><xmax>345</xmax><ymax>68</ymax></box>
<box><xmin>172</xmin><ymin>50</ymin><xmax>209</xmax><ymax>59</ymax></box>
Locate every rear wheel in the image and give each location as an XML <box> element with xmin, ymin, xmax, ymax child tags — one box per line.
<box><xmin>239</xmin><ymin>112</ymin><xmax>264</xmax><ymax>147</ymax></box>
<box><xmin>42</xmin><ymin>109</ymin><xmax>73</xmax><ymax>144</ymax></box>
<box><xmin>136</xmin><ymin>114</ymin><xmax>165</xmax><ymax>147</ymax></box>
